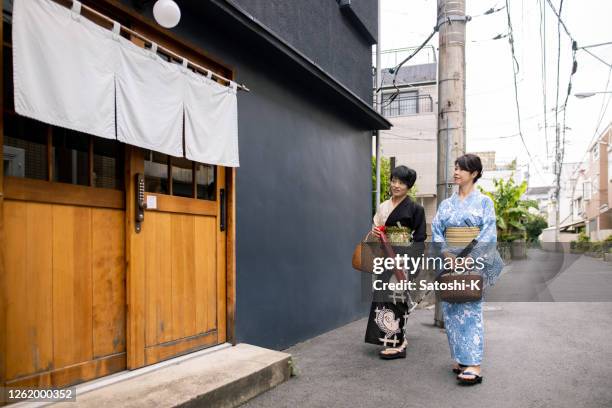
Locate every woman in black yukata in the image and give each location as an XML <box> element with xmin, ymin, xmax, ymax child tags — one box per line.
<box><xmin>365</xmin><ymin>165</ymin><xmax>427</xmax><ymax>359</ymax></box>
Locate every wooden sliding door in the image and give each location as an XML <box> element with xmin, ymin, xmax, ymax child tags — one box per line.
<box><xmin>125</xmin><ymin>149</ymin><xmax>229</xmax><ymax>368</ymax></box>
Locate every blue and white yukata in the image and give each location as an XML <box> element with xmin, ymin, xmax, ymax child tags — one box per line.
<box><xmin>431</xmin><ymin>190</ymin><xmax>504</xmax><ymax>366</ymax></box>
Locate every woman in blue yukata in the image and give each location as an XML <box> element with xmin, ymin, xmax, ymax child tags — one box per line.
<box><xmin>431</xmin><ymin>153</ymin><xmax>504</xmax><ymax>385</ymax></box>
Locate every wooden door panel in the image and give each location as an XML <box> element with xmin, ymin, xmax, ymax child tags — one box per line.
<box><xmin>52</xmin><ymin>205</ymin><xmax>94</xmax><ymax>369</ymax></box>
<box><xmin>3</xmin><ymin>200</ymin><xmax>126</xmax><ymax>386</ymax></box>
<box><xmin>195</xmin><ymin>215</ymin><xmax>217</xmax><ymax>334</ymax></box>
<box><xmin>170</xmin><ymin>214</ymin><xmax>196</xmax><ymax>340</ymax></box>
<box><xmin>144</xmin><ymin>213</ymin><xmax>218</xmax><ymax>348</ymax></box>
<box><xmin>5</xmin><ymin>201</ymin><xmax>53</xmax><ymax>380</ymax></box>
<box><xmin>92</xmin><ymin>209</ymin><xmax>126</xmax><ymax>357</ymax></box>
<box><xmin>144</xmin><ymin>212</ymin><xmax>173</xmax><ymax>347</ymax></box>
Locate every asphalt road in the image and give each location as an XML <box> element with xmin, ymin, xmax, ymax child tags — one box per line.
<box><xmin>243</xmin><ymin>251</ymin><xmax>612</xmax><ymax>408</ymax></box>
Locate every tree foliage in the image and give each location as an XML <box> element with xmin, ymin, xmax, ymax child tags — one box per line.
<box><xmin>372</xmin><ymin>156</ymin><xmax>391</xmax><ymax>213</ymax></box>
<box><xmin>525</xmin><ymin>215</ymin><xmax>548</xmax><ymax>243</ymax></box>
<box><xmin>479</xmin><ymin>177</ymin><xmax>538</xmax><ymax>242</ymax></box>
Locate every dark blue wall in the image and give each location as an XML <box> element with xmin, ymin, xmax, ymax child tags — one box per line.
<box><xmin>127</xmin><ymin>1</ymin><xmax>375</xmax><ymax>350</ymax></box>
<box><xmin>231</xmin><ymin>0</ymin><xmax>376</xmax><ymax>103</ymax></box>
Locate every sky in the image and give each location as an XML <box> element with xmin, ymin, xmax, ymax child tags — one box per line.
<box><xmin>378</xmin><ymin>0</ymin><xmax>612</xmax><ymax>187</ymax></box>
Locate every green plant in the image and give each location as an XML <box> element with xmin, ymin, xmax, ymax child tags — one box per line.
<box><xmin>604</xmin><ymin>235</ymin><xmax>612</xmax><ymax>253</ymax></box>
<box><xmin>575</xmin><ymin>232</ymin><xmax>591</xmax><ymax>252</ymax></box>
<box><xmin>524</xmin><ymin>215</ymin><xmax>548</xmax><ymax>243</ymax></box>
<box><xmin>577</xmin><ymin>232</ymin><xmax>591</xmax><ymax>243</ymax></box>
<box><xmin>479</xmin><ymin>177</ymin><xmax>537</xmax><ymax>242</ymax></box>
<box><xmin>590</xmin><ymin>241</ymin><xmax>603</xmax><ymax>254</ymax></box>
<box><xmin>372</xmin><ymin>156</ymin><xmax>391</xmax><ymax>214</ymax></box>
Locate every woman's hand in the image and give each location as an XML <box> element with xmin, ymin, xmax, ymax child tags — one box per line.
<box><xmin>371</xmin><ymin>225</ymin><xmax>382</xmax><ymax>238</ymax></box>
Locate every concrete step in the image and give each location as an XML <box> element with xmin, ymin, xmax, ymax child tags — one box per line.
<box><xmin>50</xmin><ymin>344</ymin><xmax>292</xmax><ymax>408</ymax></box>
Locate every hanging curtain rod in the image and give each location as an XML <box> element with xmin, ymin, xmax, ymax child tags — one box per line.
<box><xmin>61</xmin><ymin>0</ymin><xmax>250</xmax><ymax>92</ymax></box>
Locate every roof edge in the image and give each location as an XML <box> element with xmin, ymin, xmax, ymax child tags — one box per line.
<box><xmin>211</xmin><ymin>0</ymin><xmax>391</xmax><ymax>130</ymax></box>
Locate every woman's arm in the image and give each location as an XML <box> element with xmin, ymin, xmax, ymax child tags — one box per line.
<box><xmin>470</xmin><ymin>196</ymin><xmax>498</xmax><ymax>262</ymax></box>
<box><xmin>477</xmin><ymin>196</ymin><xmax>497</xmax><ymax>243</ymax></box>
<box><xmin>431</xmin><ymin>201</ymin><xmax>450</xmax><ymax>256</ymax></box>
<box><xmin>413</xmin><ymin>205</ymin><xmax>427</xmax><ymax>242</ymax></box>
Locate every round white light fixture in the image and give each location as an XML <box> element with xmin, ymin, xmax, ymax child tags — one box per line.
<box><xmin>153</xmin><ymin>0</ymin><xmax>181</xmax><ymax>29</ymax></box>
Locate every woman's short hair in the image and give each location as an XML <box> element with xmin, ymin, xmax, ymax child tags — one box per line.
<box><xmin>455</xmin><ymin>153</ymin><xmax>483</xmax><ymax>183</ymax></box>
<box><xmin>391</xmin><ymin>165</ymin><xmax>417</xmax><ymax>189</ymax></box>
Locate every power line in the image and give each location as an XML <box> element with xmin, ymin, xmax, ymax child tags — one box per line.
<box><xmin>505</xmin><ymin>0</ymin><xmax>543</xmax><ymax>176</ymax></box>
<box><xmin>471</xmin><ymin>4</ymin><xmax>506</xmax><ymax>18</ymax></box>
<box><xmin>545</xmin><ymin>0</ymin><xmax>572</xmax><ymax>40</ymax></box>
<box><xmin>581</xmin><ymin>48</ymin><xmax>612</xmax><ymax>69</ymax></box>
<box><xmin>579</xmin><ymin>41</ymin><xmax>612</xmax><ymax>50</ymax></box>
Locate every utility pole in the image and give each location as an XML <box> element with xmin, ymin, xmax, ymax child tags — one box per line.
<box><xmin>434</xmin><ymin>0</ymin><xmax>469</xmax><ymax>327</ymax></box>
<box><xmin>554</xmin><ymin>123</ymin><xmax>561</xmax><ymax>243</ymax></box>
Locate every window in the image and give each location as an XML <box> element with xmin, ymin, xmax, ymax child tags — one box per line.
<box><xmin>3</xmin><ymin>113</ymin><xmax>48</xmax><ymax>180</ymax></box>
<box><xmin>171</xmin><ymin>157</ymin><xmax>193</xmax><ymax>198</ymax></box>
<box><xmin>52</xmin><ymin>128</ymin><xmax>89</xmax><ymax>186</ymax></box>
<box><xmin>94</xmin><ymin>137</ymin><xmax>124</xmax><ymax>190</ymax></box>
<box><xmin>144</xmin><ymin>150</ymin><xmax>216</xmax><ymax>200</ymax></box>
<box><xmin>144</xmin><ymin>151</ymin><xmax>170</xmax><ymax>194</ymax></box>
<box><xmin>592</xmin><ymin>144</ymin><xmax>599</xmax><ymax>161</ymax></box>
<box><xmin>2</xmin><ymin>18</ymin><xmax>123</xmax><ymax>189</ymax></box>
<box><xmin>3</xmin><ymin>113</ymin><xmax>124</xmax><ymax>189</ymax></box>
<box><xmin>583</xmin><ymin>181</ymin><xmax>592</xmax><ymax>200</ymax></box>
<box><xmin>382</xmin><ymin>91</ymin><xmax>418</xmax><ymax>117</ymax></box>
<box><xmin>196</xmin><ymin>164</ymin><xmax>216</xmax><ymax>200</ymax></box>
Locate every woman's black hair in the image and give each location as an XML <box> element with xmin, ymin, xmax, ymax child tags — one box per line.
<box><xmin>391</xmin><ymin>165</ymin><xmax>417</xmax><ymax>189</ymax></box>
<box><xmin>455</xmin><ymin>153</ymin><xmax>483</xmax><ymax>183</ymax></box>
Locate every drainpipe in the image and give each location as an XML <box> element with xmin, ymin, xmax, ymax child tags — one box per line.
<box><xmin>374</xmin><ymin>0</ymin><xmax>382</xmax><ymax>211</ymax></box>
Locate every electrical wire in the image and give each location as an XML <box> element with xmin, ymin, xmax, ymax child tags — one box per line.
<box><xmin>505</xmin><ymin>0</ymin><xmax>542</xmax><ymax>173</ymax></box>
<box><xmin>581</xmin><ymin>48</ymin><xmax>612</xmax><ymax>69</ymax></box>
<box><xmin>545</xmin><ymin>0</ymin><xmax>572</xmax><ymax>39</ymax></box>
<box><xmin>579</xmin><ymin>41</ymin><xmax>612</xmax><ymax>50</ymax></box>
<box><xmin>471</xmin><ymin>4</ymin><xmax>506</xmax><ymax>18</ymax></box>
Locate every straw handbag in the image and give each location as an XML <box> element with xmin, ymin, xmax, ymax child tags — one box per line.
<box><xmin>351</xmin><ymin>226</ymin><xmax>411</xmax><ymax>274</ymax></box>
<box><xmin>436</xmin><ymin>227</ymin><xmax>483</xmax><ymax>303</ymax></box>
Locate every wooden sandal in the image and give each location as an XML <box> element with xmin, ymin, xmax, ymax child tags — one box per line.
<box><xmin>379</xmin><ymin>340</ymin><xmax>407</xmax><ymax>360</ymax></box>
<box><xmin>457</xmin><ymin>370</ymin><xmax>483</xmax><ymax>385</ymax></box>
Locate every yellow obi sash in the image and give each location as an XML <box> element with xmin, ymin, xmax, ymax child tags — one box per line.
<box><xmin>444</xmin><ymin>226</ymin><xmax>480</xmax><ymax>246</ymax></box>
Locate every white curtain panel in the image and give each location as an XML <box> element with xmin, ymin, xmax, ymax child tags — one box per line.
<box><xmin>184</xmin><ymin>71</ymin><xmax>240</xmax><ymax>167</ymax></box>
<box><xmin>12</xmin><ymin>0</ymin><xmax>117</xmax><ymax>140</ymax></box>
<box><xmin>116</xmin><ymin>39</ymin><xmax>184</xmax><ymax>157</ymax></box>
<box><xmin>13</xmin><ymin>0</ymin><xmax>240</xmax><ymax>166</ymax></box>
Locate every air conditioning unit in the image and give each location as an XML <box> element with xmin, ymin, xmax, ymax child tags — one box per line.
<box><xmin>3</xmin><ymin>145</ymin><xmax>25</xmax><ymax>178</ymax></box>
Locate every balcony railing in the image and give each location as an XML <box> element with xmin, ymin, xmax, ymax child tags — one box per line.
<box><xmin>380</xmin><ymin>94</ymin><xmax>434</xmax><ymax>117</ymax></box>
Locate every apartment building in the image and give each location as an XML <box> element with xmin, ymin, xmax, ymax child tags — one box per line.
<box><xmin>581</xmin><ymin>124</ymin><xmax>612</xmax><ymax>240</ymax></box>
<box><xmin>377</xmin><ymin>62</ymin><xmax>438</xmax><ymax>231</ymax></box>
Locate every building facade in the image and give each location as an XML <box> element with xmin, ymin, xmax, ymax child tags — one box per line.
<box><xmin>377</xmin><ymin>62</ymin><xmax>438</xmax><ymax>231</ymax></box>
<box><xmin>581</xmin><ymin>124</ymin><xmax>611</xmax><ymax>240</ymax></box>
<box><xmin>1</xmin><ymin>0</ymin><xmax>388</xmax><ymax>390</ymax></box>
